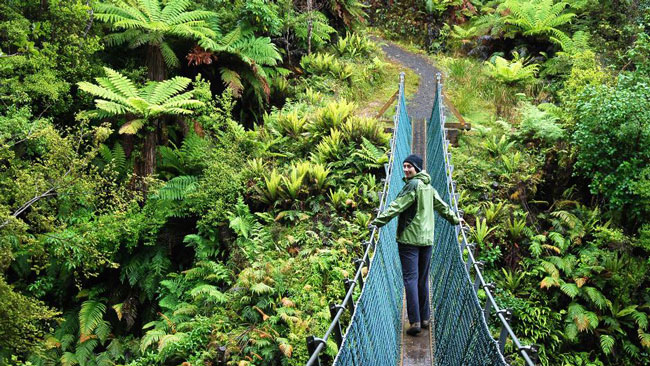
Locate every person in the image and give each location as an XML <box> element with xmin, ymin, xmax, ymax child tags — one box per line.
<box><xmin>371</xmin><ymin>154</ymin><xmax>460</xmax><ymax>336</ymax></box>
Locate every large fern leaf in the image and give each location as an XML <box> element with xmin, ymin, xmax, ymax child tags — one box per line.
<box><xmin>79</xmin><ymin>300</ymin><xmax>107</xmax><ymax>339</ymax></box>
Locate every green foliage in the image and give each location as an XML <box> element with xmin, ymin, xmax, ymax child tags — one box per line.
<box><xmin>95</xmin><ymin>0</ymin><xmax>218</xmax><ymax>71</ymax></box>
<box><xmin>157</xmin><ymin>132</ymin><xmax>211</xmax><ymax>178</ymax></box>
<box><xmin>496</xmin><ymin>0</ymin><xmax>575</xmax><ymax>40</ymax></box>
<box><xmin>425</xmin><ymin>0</ymin><xmax>462</xmax><ymax>15</ymax></box>
<box><xmin>484</xmin><ymin>52</ymin><xmax>540</xmax><ymax>85</ymax></box>
<box><xmin>573</xmin><ymin>72</ymin><xmax>650</xmax><ymax>224</ymax></box>
<box><xmin>515</xmin><ymin>102</ymin><xmax>565</xmax><ymax>145</ymax></box>
<box><xmin>0</xmin><ymin>276</ymin><xmax>60</xmax><ymax>357</ymax></box>
<box><xmin>483</xmin><ymin>135</ymin><xmax>514</xmax><ymax>157</ymax></box>
<box><xmin>0</xmin><ymin>0</ymin><xmax>102</xmax><ymax>116</ymax></box>
<box><xmin>334</xmin><ymin>33</ymin><xmax>378</xmax><ymax>59</ymax></box>
<box><xmin>300</xmin><ymin>53</ymin><xmax>355</xmax><ymax>83</ymax></box>
<box><xmin>78</xmin><ymin>67</ymin><xmax>203</xmax><ymax>134</ymax></box>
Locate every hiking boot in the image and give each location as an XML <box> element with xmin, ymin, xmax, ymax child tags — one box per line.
<box><xmin>421</xmin><ymin>320</ymin><xmax>430</xmax><ymax>329</ymax></box>
<box><xmin>406</xmin><ymin>322</ymin><xmax>421</xmax><ymax>336</ymax></box>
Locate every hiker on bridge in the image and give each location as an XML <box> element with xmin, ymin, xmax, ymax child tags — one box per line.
<box><xmin>372</xmin><ymin>154</ymin><xmax>460</xmax><ymax>336</ymax></box>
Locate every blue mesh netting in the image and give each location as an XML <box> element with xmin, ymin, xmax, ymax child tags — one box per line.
<box><xmin>332</xmin><ymin>75</ymin><xmax>410</xmax><ymax>366</ymax></box>
<box><xmin>329</xmin><ymin>74</ymin><xmax>508</xmax><ymax>366</ymax></box>
<box><xmin>427</xmin><ymin>78</ymin><xmax>507</xmax><ymax>366</ymax></box>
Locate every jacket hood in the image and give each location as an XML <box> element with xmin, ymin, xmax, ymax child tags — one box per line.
<box><xmin>403</xmin><ymin>171</ymin><xmax>431</xmax><ymax>184</ymax></box>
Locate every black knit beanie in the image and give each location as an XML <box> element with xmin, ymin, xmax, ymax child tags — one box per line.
<box><xmin>403</xmin><ymin>154</ymin><xmax>423</xmax><ymax>172</ymax></box>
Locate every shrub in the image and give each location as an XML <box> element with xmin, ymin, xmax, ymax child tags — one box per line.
<box><xmin>484</xmin><ymin>52</ymin><xmax>540</xmax><ymax>85</ymax></box>
<box><xmin>573</xmin><ymin>72</ymin><xmax>650</xmax><ymax>225</ymax></box>
<box><xmin>515</xmin><ymin>102</ymin><xmax>565</xmax><ymax>145</ymax></box>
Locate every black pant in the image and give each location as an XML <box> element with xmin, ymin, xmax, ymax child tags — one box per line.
<box><xmin>398</xmin><ymin>243</ymin><xmax>433</xmax><ymax>324</ymax></box>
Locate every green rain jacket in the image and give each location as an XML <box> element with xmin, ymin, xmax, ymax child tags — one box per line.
<box><xmin>372</xmin><ymin>171</ymin><xmax>459</xmax><ymax>246</ymax></box>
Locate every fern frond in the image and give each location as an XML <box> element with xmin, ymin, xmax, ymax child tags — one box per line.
<box><xmin>600</xmin><ymin>334</ymin><xmax>615</xmax><ymax>355</ymax></box>
<box><xmin>189</xmin><ymin>284</ymin><xmax>228</xmax><ymax>303</ymax></box>
<box><xmin>119</xmin><ymin>119</ymin><xmax>147</xmax><ymax>134</ymax></box>
<box><xmin>219</xmin><ymin>68</ymin><xmax>243</xmax><ymax>97</ymax></box>
<box><xmin>160</xmin><ymin>41</ymin><xmax>181</xmax><ymax>69</ymax></box>
<box><xmin>560</xmin><ymin>282</ymin><xmax>579</xmax><ymax>298</ymax></box>
<box><xmin>103</xmin><ymin>67</ymin><xmax>139</xmax><ymax>98</ymax></box>
<box><xmin>155</xmin><ymin>175</ymin><xmax>198</xmax><ymax>200</ymax></box>
<box><xmin>158</xmin><ymin>332</ymin><xmax>188</xmax><ymax>352</ymax></box>
<box><xmin>140</xmin><ymin>0</ymin><xmax>162</xmax><ymax>21</ymax></box>
<box><xmin>79</xmin><ymin>300</ymin><xmax>107</xmax><ymax>339</ymax></box>
<box><xmin>160</xmin><ymin>0</ymin><xmax>191</xmax><ymax>21</ymax></box>
<box><xmin>148</xmin><ymin>76</ymin><xmax>191</xmax><ymax>104</ymax></box>
<box><xmin>140</xmin><ymin>329</ymin><xmax>166</xmax><ymax>353</ymax></box>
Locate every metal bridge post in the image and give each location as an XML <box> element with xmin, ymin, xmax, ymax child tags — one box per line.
<box><xmin>465</xmin><ymin>243</ymin><xmax>475</xmax><ymax>273</ymax></box>
<box><xmin>306</xmin><ymin>336</ymin><xmax>325</xmax><ymax>366</ymax></box>
<box><xmin>354</xmin><ymin>258</ymin><xmax>366</xmax><ymax>289</ymax></box>
<box><xmin>498</xmin><ymin>309</ymin><xmax>513</xmax><ymax>354</ymax></box>
<box><xmin>520</xmin><ymin>345</ymin><xmax>539</xmax><ymax>365</ymax></box>
<box><xmin>473</xmin><ymin>261</ymin><xmax>485</xmax><ymax>292</ymax></box>
<box><xmin>482</xmin><ymin>283</ymin><xmax>496</xmax><ymax>320</ymax></box>
<box><xmin>344</xmin><ymin>278</ymin><xmax>356</xmax><ymax>314</ymax></box>
<box><xmin>329</xmin><ymin>304</ymin><xmax>345</xmax><ymax>347</ymax></box>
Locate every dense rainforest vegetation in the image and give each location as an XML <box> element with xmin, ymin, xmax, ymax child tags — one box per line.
<box><xmin>1</xmin><ymin>0</ymin><xmax>649</xmax><ymax>366</ymax></box>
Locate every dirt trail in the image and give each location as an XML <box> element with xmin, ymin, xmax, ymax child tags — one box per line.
<box><xmin>373</xmin><ymin>37</ymin><xmax>441</xmax><ymax>162</ymax></box>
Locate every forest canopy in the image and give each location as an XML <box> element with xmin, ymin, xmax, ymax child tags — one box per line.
<box><xmin>2</xmin><ymin>0</ymin><xmax>650</xmax><ymax>366</ymax></box>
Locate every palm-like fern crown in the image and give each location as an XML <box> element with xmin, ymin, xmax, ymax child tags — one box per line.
<box><xmin>78</xmin><ymin>67</ymin><xmax>204</xmax><ymax>134</ymax></box>
<box><xmin>498</xmin><ymin>0</ymin><xmax>575</xmax><ymax>39</ymax></box>
<box><xmin>95</xmin><ymin>0</ymin><xmax>219</xmax><ymax>68</ymax></box>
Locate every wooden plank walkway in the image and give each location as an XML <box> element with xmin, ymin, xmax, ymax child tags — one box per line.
<box><xmin>400</xmin><ymin>292</ymin><xmax>433</xmax><ymax>366</ymax></box>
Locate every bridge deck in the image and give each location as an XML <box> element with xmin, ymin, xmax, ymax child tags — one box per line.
<box><xmin>401</xmin><ymin>289</ymin><xmax>433</xmax><ymax>366</ymax></box>
<box><xmin>400</xmin><ymin>117</ymin><xmax>432</xmax><ymax>366</ymax></box>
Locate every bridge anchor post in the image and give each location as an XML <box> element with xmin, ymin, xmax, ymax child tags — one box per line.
<box><xmin>354</xmin><ymin>258</ymin><xmax>366</xmax><ymax>289</ymax></box>
<box><xmin>497</xmin><ymin>309</ymin><xmax>513</xmax><ymax>354</ymax></box>
<box><xmin>306</xmin><ymin>335</ymin><xmax>326</xmax><ymax>366</ymax></box>
<box><xmin>329</xmin><ymin>304</ymin><xmax>345</xmax><ymax>347</ymax></box>
<box><xmin>482</xmin><ymin>283</ymin><xmax>496</xmax><ymax>321</ymax></box>
<box><xmin>473</xmin><ymin>261</ymin><xmax>485</xmax><ymax>292</ymax></box>
<box><xmin>344</xmin><ymin>278</ymin><xmax>356</xmax><ymax>314</ymax></box>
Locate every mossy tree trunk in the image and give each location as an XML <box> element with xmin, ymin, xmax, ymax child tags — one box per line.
<box><xmin>134</xmin><ymin>44</ymin><xmax>168</xmax><ymax>179</ymax></box>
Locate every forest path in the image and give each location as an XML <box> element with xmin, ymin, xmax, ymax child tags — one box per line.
<box><xmin>373</xmin><ymin>37</ymin><xmax>441</xmax><ymax>163</ymax></box>
<box><xmin>373</xmin><ymin>37</ymin><xmax>438</xmax><ymax>366</ymax></box>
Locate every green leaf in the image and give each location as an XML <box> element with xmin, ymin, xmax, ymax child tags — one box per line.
<box><xmin>79</xmin><ymin>300</ymin><xmax>106</xmax><ymax>339</ymax></box>
<box><xmin>119</xmin><ymin>119</ymin><xmax>147</xmax><ymax>134</ymax></box>
<box><xmin>600</xmin><ymin>334</ymin><xmax>615</xmax><ymax>355</ymax></box>
<box><xmin>250</xmin><ymin>282</ymin><xmax>274</xmax><ymax>295</ymax></box>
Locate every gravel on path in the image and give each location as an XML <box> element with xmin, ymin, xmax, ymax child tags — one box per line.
<box><xmin>371</xmin><ymin>37</ymin><xmax>442</xmax><ymax>160</ymax></box>
<box><xmin>372</xmin><ymin>37</ymin><xmax>441</xmax><ymax>121</ymax></box>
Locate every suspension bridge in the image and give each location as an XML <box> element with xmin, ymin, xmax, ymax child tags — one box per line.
<box><xmin>304</xmin><ymin>72</ymin><xmax>538</xmax><ymax>366</ymax></box>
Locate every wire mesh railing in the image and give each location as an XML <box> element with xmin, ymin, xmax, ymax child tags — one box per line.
<box><xmin>304</xmin><ymin>73</ymin><xmax>410</xmax><ymax>366</ymax></box>
<box><xmin>304</xmin><ymin>71</ymin><xmax>537</xmax><ymax>366</ymax></box>
<box><xmin>426</xmin><ymin>73</ymin><xmax>537</xmax><ymax>366</ymax></box>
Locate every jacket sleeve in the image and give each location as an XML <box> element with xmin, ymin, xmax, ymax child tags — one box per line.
<box><xmin>372</xmin><ymin>188</ymin><xmax>416</xmax><ymax>228</ymax></box>
<box><xmin>433</xmin><ymin>188</ymin><xmax>460</xmax><ymax>225</ymax></box>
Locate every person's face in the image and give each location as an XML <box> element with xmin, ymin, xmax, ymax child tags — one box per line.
<box><xmin>403</xmin><ymin>162</ymin><xmax>417</xmax><ymax>178</ymax></box>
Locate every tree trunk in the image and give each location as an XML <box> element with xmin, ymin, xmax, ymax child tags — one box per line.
<box><xmin>147</xmin><ymin>44</ymin><xmax>167</xmax><ymax>81</ymax></box>
<box><xmin>134</xmin><ymin>45</ymin><xmax>166</xmax><ymax>180</ymax></box>
<box><xmin>307</xmin><ymin>0</ymin><xmax>313</xmax><ymax>54</ymax></box>
<box><xmin>136</xmin><ymin>121</ymin><xmax>159</xmax><ymax>179</ymax></box>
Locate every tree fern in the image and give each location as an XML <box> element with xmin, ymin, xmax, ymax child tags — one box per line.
<box><xmin>498</xmin><ymin>0</ymin><xmax>575</xmax><ymax>40</ymax></box>
<box><xmin>95</xmin><ymin>0</ymin><xmax>218</xmax><ymax>73</ymax></box>
<box><xmin>79</xmin><ymin>67</ymin><xmax>203</xmax><ymax>135</ymax></box>
<box><xmin>78</xmin><ymin>300</ymin><xmax>107</xmax><ymax>339</ymax></box>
